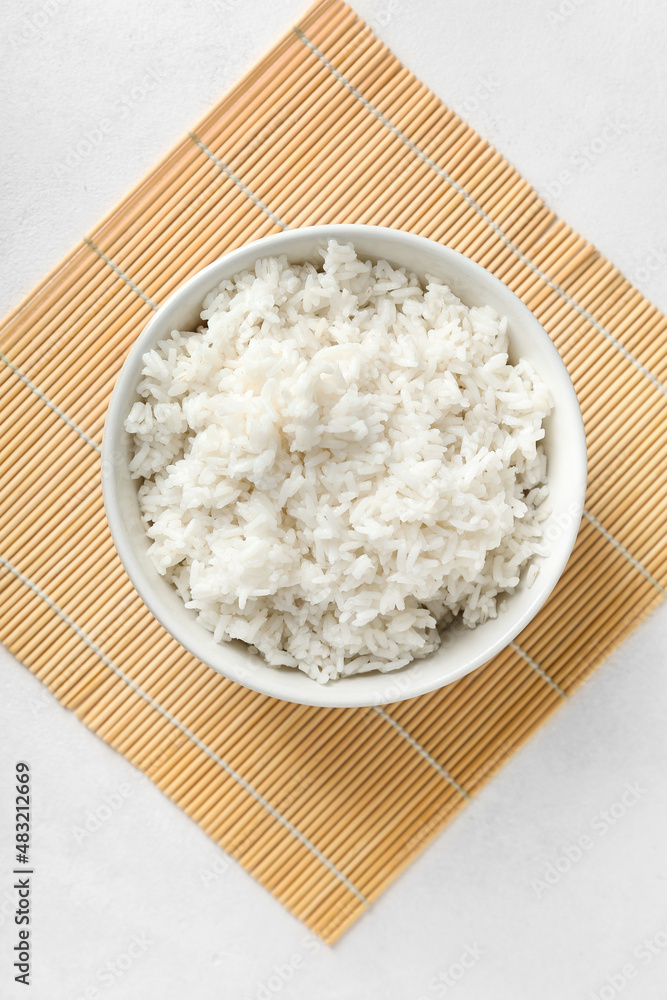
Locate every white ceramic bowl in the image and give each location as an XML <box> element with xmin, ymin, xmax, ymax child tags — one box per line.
<box><xmin>102</xmin><ymin>225</ymin><xmax>587</xmax><ymax>708</ymax></box>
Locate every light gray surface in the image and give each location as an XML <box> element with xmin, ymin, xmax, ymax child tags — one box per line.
<box><xmin>1</xmin><ymin>1</ymin><xmax>666</xmax><ymax>997</ymax></box>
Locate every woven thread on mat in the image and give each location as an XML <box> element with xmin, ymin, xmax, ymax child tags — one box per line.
<box><xmin>1</xmin><ymin>0</ymin><xmax>665</xmax><ymax>942</ymax></box>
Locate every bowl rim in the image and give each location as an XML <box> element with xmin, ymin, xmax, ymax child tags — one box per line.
<box><xmin>102</xmin><ymin>224</ymin><xmax>588</xmax><ymax>707</ymax></box>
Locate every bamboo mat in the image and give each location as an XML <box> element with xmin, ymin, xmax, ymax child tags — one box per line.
<box><xmin>1</xmin><ymin>0</ymin><xmax>666</xmax><ymax>943</ymax></box>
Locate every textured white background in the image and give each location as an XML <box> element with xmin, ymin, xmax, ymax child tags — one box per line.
<box><xmin>1</xmin><ymin>1</ymin><xmax>667</xmax><ymax>998</ymax></box>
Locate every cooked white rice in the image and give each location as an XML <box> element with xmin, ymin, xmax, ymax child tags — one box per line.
<box><xmin>125</xmin><ymin>240</ymin><xmax>551</xmax><ymax>683</ymax></box>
